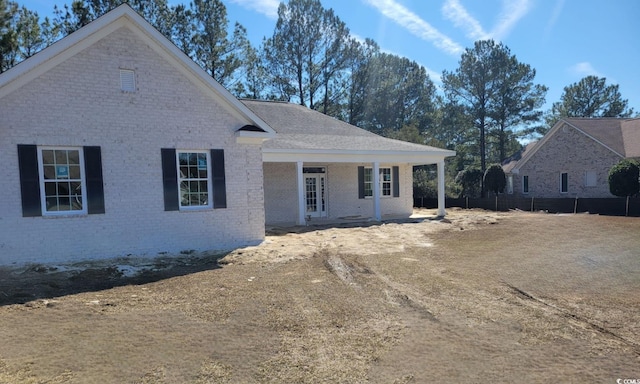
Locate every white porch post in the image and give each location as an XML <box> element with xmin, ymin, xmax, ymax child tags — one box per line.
<box><xmin>437</xmin><ymin>160</ymin><xmax>446</xmax><ymax>217</ymax></box>
<box><xmin>296</xmin><ymin>161</ymin><xmax>306</xmax><ymax>225</ymax></box>
<box><xmin>373</xmin><ymin>162</ymin><xmax>381</xmax><ymax>221</ymax></box>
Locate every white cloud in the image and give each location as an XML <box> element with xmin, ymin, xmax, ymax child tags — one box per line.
<box><xmin>544</xmin><ymin>0</ymin><xmax>565</xmax><ymax>37</ymax></box>
<box><xmin>442</xmin><ymin>0</ymin><xmax>489</xmax><ymax>40</ymax></box>
<box><xmin>490</xmin><ymin>0</ymin><xmax>533</xmax><ymax>40</ymax></box>
<box><xmin>363</xmin><ymin>0</ymin><xmax>463</xmax><ymax>55</ymax></box>
<box><xmin>228</xmin><ymin>0</ymin><xmax>280</xmax><ymax>19</ymax></box>
<box><xmin>569</xmin><ymin>62</ymin><xmax>604</xmax><ymax>78</ymax></box>
<box><xmin>442</xmin><ymin>0</ymin><xmax>532</xmax><ymax>42</ymax></box>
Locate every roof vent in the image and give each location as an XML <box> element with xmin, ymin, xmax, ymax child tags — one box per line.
<box><xmin>120</xmin><ymin>69</ymin><xmax>136</xmax><ymax>92</ymax></box>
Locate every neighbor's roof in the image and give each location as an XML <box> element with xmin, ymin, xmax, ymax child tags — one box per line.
<box><xmin>563</xmin><ymin>117</ymin><xmax>640</xmax><ymax>158</ymax></box>
<box><xmin>241</xmin><ymin>99</ymin><xmax>456</xmax><ymax>164</ymax></box>
<box><xmin>504</xmin><ymin>117</ymin><xmax>640</xmax><ymax>173</ymax></box>
<box><xmin>501</xmin><ymin>141</ymin><xmax>538</xmax><ymax>173</ymax></box>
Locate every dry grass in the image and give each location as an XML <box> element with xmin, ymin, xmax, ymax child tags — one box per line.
<box><xmin>0</xmin><ymin>209</ymin><xmax>639</xmax><ymax>382</ymax></box>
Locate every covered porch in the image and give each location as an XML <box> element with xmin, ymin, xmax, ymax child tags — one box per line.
<box><xmin>263</xmin><ymin>150</ymin><xmax>450</xmax><ymax>226</ymax></box>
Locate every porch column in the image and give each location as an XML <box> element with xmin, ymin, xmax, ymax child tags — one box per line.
<box><xmin>373</xmin><ymin>162</ymin><xmax>381</xmax><ymax>221</ymax></box>
<box><xmin>437</xmin><ymin>160</ymin><xmax>446</xmax><ymax>217</ymax></box>
<box><xmin>296</xmin><ymin>161</ymin><xmax>306</xmax><ymax>225</ymax></box>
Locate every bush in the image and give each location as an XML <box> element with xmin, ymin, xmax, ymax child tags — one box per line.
<box><xmin>455</xmin><ymin>167</ymin><xmax>483</xmax><ymax>198</ymax></box>
<box><xmin>608</xmin><ymin>160</ymin><xmax>640</xmax><ymax>197</ymax></box>
<box><xmin>483</xmin><ymin>164</ymin><xmax>506</xmax><ymax>196</ymax></box>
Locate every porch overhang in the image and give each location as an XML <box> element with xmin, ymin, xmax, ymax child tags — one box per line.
<box><xmin>263</xmin><ymin>148</ymin><xmax>456</xmax><ymax>224</ymax></box>
<box><xmin>262</xmin><ymin>148</ymin><xmax>455</xmax><ymax>165</ymax></box>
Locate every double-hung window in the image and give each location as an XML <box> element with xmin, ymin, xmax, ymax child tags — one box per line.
<box><xmin>177</xmin><ymin>150</ymin><xmax>212</xmax><ymax>209</ymax></box>
<box><xmin>18</xmin><ymin>144</ymin><xmax>104</xmax><ymax>217</ymax></box>
<box><xmin>161</xmin><ymin>148</ymin><xmax>226</xmax><ymax>211</ymax></box>
<box><xmin>363</xmin><ymin>167</ymin><xmax>392</xmax><ymax>198</ymax></box>
<box><xmin>38</xmin><ymin>147</ymin><xmax>86</xmax><ymax>214</ymax></box>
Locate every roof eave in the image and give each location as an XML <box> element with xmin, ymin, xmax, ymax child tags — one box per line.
<box><xmin>262</xmin><ymin>148</ymin><xmax>456</xmax><ymax>164</ymax></box>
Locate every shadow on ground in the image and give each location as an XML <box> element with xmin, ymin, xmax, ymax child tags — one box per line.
<box><xmin>0</xmin><ymin>252</ymin><xmax>227</xmax><ymax>307</ymax></box>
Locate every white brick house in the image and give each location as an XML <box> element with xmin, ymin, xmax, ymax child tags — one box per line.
<box><xmin>0</xmin><ymin>5</ymin><xmax>454</xmax><ymax>265</ymax></box>
<box><xmin>502</xmin><ymin>118</ymin><xmax>640</xmax><ymax>198</ymax></box>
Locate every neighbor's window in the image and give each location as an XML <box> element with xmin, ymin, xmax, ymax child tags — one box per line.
<box><xmin>560</xmin><ymin>172</ymin><xmax>568</xmax><ymax>193</ymax></box>
<box><xmin>507</xmin><ymin>175</ymin><xmax>514</xmax><ymax>194</ymax></box>
<box><xmin>522</xmin><ymin>175</ymin><xmax>529</xmax><ymax>194</ymax></box>
<box><xmin>177</xmin><ymin>150</ymin><xmax>212</xmax><ymax>209</ymax></box>
<box><xmin>584</xmin><ymin>171</ymin><xmax>597</xmax><ymax>187</ymax></box>
<box><xmin>364</xmin><ymin>167</ymin><xmax>392</xmax><ymax>197</ymax></box>
<box><xmin>38</xmin><ymin>147</ymin><xmax>86</xmax><ymax>215</ymax></box>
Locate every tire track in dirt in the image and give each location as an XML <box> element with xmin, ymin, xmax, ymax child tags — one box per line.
<box><xmin>502</xmin><ymin>282</ymin><xmax>640</xmax><ymax>356</ymax></box>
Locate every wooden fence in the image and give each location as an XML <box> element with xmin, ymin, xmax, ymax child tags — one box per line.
<box><xmin>414</xmin><ymin>197</ymin><xmax>640</xmax><ymax>217</ymax></box>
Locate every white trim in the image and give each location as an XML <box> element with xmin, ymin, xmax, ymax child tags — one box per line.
<box><xmin>262</xmin><ymin>149</ymin><xmax>454</xmax><ymax>165</ymax></box>
<box><xmin>176</xmin><ymin>150</ymin><xmax>213</xmax><ymax>210</ymax></box>
<box><xmin>37</xmin><ymin>146</ymin><xmax>88</xmax><ymax>216</ymax></box>
<box><xmin>437</xmin><ymin>161</ymin><xmax>446</xmax><ymax>217</ymax></box>
<box><xmin>373</xmin><ymin>162</ymin><xmax>381</xmax><ymax>221</ymax></box>
<box><xmin>0</xmin><ymin>4</ymin><xmax>276</xmax><ymax>135</ymax></box>
<box><xmin>296</xmin><ymin>161</ymin><xmax>305</xmax><ymax>225</ymax></box>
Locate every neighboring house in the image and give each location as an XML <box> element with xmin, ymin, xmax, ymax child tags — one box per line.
<box><xmin>502</xmin><ymin>118</ymin><xmax>640</xmax><ymax>198</ymax></box>
<box><xmin>0</xmin><ymin>5</ymin><xmax>454</xmax><ymax>265</ymax></box>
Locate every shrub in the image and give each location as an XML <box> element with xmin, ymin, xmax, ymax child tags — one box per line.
<box><xmin>608</xmin><ymin>160</ymin><xmax>640</xmax><ymax>197</ymax></box>
<box><xmin>483</xmin><ymin>164</ymin><xmax>506</xmax><ymax>196</ymax></box>
<box><xmin>455</xmin><ymin>167</ymin><xmax>483</xmax><ymax>198</ymax></box>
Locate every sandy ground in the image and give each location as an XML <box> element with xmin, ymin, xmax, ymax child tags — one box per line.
<box><xmin>0</xmin><ymin>208</ymin><xmax>639</xmax><ymax>383</ymax></box>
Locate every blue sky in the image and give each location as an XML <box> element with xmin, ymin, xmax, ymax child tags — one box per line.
<box><xmin>19</xmin><ymin>0</ymin><xmax>640</xmax><ymax>113</ymax></box>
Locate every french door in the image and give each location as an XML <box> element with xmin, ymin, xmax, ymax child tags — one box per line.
<box><xmin>304</xmin><ymin>171</ymin><xmax>326</xmax><ymax>218</ymax></box>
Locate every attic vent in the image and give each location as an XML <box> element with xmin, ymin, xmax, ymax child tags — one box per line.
<box><xmin>120</xmin><ymin>69</ymin><xmax>136</xmax><ymax>92</ymax></box>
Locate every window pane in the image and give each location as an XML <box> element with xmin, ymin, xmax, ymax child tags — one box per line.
<box><xmin>55</xmin><ymin>150</ymin><xmax>68</xmax><ymax>164</ymax></box>
<box><xmin>43</xmin><ymin>165</ymin><xmax>56</xmax><ymax>180</ymax></box>
<box><xmin>69</xmin><ymin>165</ymin><xmax>81</xmax><ymax>179</ymax></box>
<box><xmin>45</xmin><ymin>182</ymin><xmax>56</xmax><ymax>196</ymax></box>
<box><xmin>42</xmin><ymin>150</ymin><xmax>54</xmax><ymax>165</ymax></box>
<box><xmin>57</xmin><ymin>182</ymin><xmax>70</xmax><ymax>195</ymax></box>
<box><xmin>46</xmin><ymin>197</ymin><xmax>58</xmax><ymax>211</ymax></box>
<box><xmin>177</xmin><ymin>151</ymin><xmax>210</xmax><ymax>208</ymax></box>
<box><xmin>58</xmin><ymin>197</ymin><xmax>71</xmax><ymax>211</ymax></box>
<box><xmin>68</xmin><ymin>150</ymin><xmax>80</xmax><ymax>165</ymax></box>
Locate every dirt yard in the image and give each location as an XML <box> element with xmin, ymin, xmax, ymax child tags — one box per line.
<box><xmin>0</xmin><ymin>209</ymin><xmax>638</xmax><ymax>383</ymax></box>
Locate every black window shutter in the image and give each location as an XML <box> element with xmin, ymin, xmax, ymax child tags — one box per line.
<box><xmin>161</xmin><ymin>148</ymin><xmax>179</xmax><ymax>211</ymax></box>
<box><xmin>392</xmin><ymin>166</ymin><xmax>400</xmax><ymax>197</ymax></box>
<box><xmin>17</xmin><ymin>144</ymin><xmax>42</xmax><ymax>217</ymax></box>
<box><xmin>358</xmin><ymin>166</ymin><xmax>365</xmax><ymax>199</ymax></box>
<box><xmin>211</xmin><ymin>149</ymin><xmax>227</xmax><ymax>209</ymax></box>
<box><xmin>83</xmin><ymin>146</ymin><xmax>105</xmax><ymax>214</ymax></box>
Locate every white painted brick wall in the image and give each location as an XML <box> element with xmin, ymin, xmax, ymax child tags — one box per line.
<box><xmin>263</xmin><ymin>162</ymin><xmax>414</xmax><ymax>224</ymax></box>
<box><xmin>0</xmin><ymin>27</ymin><xmax>265</xmax><ymax>265</ymax></box>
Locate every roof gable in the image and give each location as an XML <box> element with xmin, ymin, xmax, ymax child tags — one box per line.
<box><xmin>507</xmin><ymin>118</ymin><xmax>638</xmax><ymax>173</ymax></box>
<box><xmin>0</xmin><ymin>4</ymin><xmax>275</xmax><ymax>136</ymax></box>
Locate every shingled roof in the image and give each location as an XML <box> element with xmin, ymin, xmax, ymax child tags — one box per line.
<box><xmin>240</xmin><ymin>99</ymin><xmax>455</xmax><ymax>161</ymax></box>
<box><xmin>563</xmin><ymin>117</ymin><xmax>640</xmax><ymax>158</ymax></box>
<box><xmin>503</xmin><ymin>117</ymin><xmax>640</xmax><ymax>174</ymax></box>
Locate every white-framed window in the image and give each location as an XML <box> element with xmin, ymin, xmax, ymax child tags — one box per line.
<box><xmin>364</xmin><ymin>167</ymin><xmax>392</xmax><ymax>197</ymax></box>
<box><xmin>177</xmin><ymin>150</ymin><xmax>212</xmax><ymax>209</ymax></box>
<box><xmin>507</xmin><ymin>175</ymin><xmax>514</xmax><ymax>194</ymax></box>
<box><xmin>584</xmin><ymin>171</ymin><xmax>597</xmax><ymax>187</ymax></box>
<box><xmin>38</xmin><ymin>147</ymin><xmax>87</xmax><ymax>215</ymax></box>
<box><xmin>522</xmin><ymin>175</ymin><xmax>529</xmax><ymax>194</ymax></box>
<box><xmin>560</xmin><ymin>172</ymin><xmax>569</xmax><ymax>193</ymax></box>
